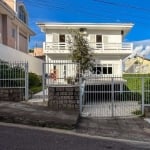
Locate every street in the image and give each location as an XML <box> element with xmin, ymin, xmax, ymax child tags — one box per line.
<box><xmin>0</xmin><ymin>123</ymin><xmax>150</xmax><ymax>150</ymax></box>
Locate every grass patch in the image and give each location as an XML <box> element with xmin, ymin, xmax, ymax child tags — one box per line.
<box><xmin>123</xmin><ymin>73</ymin><xmax>150</xmax><ymax>104</ymax></box>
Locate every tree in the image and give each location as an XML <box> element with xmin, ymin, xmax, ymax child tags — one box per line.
<box><xmin>68</xmin><ymin>30</ymin><xmax>94</xmax><ymax>74</ymax></box>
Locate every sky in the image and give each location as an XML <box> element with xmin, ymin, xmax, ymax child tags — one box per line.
<box><xmin>23</xmin><ymin>0</ymin><xmax>150</xmax><ymax>57</ymax></box>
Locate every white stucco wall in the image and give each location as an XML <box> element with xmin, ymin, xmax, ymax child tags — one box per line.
<box><xmin>45</xmin><ymin>29</ymin><xmax>122</xmax><ymax>43</ymax></box>
<box><xmin>0</xmin><ymin>44</ymin><xmax>44</xmax><ymax>75</ymax></box>
<box><xmin>0</xmin><ymin>14</ymin><xmax>2</xmax><ymax>43</ymax></box>
<box><xmin>44</xmin><ymin>28</ymin><xmax>126</xmax><ymax>77</ymax></box>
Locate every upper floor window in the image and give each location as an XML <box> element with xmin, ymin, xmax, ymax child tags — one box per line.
<box><xmin>18</xmin><ymin>5</ymin><xmax>27</xmax><ymax>24</ymax></box>
<box><xmin>59</xmin><ymin>34</ymin><xmax>65</xmax><ymax>43</ymax></box>
<box><xmin>59</xmin><ymin>34</ymin><xmax>65</xmax><ymax>49</ymax></box>
<box><xmin>96</xmin><ymin>35</ymin><xmax>102</xmax><ymax>43</ymax></box>
<box><xmin>96</xmin><ymin>35</ymin><xmax>102</xmax><ymax>48</ymax></box>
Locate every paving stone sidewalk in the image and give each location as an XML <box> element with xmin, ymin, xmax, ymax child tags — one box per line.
<box><xmin>0</xmin><ymin>101</ymin><xmax>79</xmax><ymax>129</ymax></box>
<box><xmin>76</xmin><ymin>117</ymin><xmax>150</xmax><ymax>142</ymax></box>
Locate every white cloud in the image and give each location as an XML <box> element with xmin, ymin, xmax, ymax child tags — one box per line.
<box><xmin>130</xmin><ymin>39</ymin><xmax>150</xmax><ymax>58</ymax></box>
<box><xmin>140</xmin><ymin>46</ymin><xmax>150</xmax><ymax>56</ymax></box>
<box><xmin>133</xmin><ymin>39</ymin><xmax>150</xmax><ymax>47</ymax></box>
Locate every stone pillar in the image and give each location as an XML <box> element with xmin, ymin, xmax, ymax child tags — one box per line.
<box><xmin>48</xmin><ymin>85</ymin><xmax>79</xmax><ymax>111</ymax></box>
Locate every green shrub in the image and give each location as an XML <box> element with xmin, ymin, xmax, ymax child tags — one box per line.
<box><xmin>29</xmin><ymin>72</ymin><xmax>42</xmax><ymax>88</ymax></box>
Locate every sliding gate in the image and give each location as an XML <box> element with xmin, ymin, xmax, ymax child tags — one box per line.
<box><xmin>80</xmin><ymin>75</ymin><xmax>148</xmax><ymax>117</ymax></box>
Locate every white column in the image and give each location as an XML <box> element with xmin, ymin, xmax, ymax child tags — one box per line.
<box><xmin>120</xmin><ymin>59</ymin><xmax>123</xmax><ymax>77</ymax></box>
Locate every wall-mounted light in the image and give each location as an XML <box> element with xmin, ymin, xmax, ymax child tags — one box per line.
<box><xmin>79</xmin><ymin>28</ymin><xmax>87</xmax><ymax>34</ymax></box>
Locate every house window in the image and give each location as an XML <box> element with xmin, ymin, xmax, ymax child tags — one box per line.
<box><xmin>92</xmin><ymin>64</ymin><xmax>112</xmax><ymax>74</ymax></box>
<box><xmin>12</xmin><ymin>29</ymin><xmax>16</xmax><ymax>38</ymax></box>
<box><xmin>103</xmin><ymin>65</ymin><xmax>107</xmax><ymax>74</ymax></box>
<box><xmin>93</xmin><ymin>64</ymin><xmax>101</xmax><ymax>74</ymax></box>
<box><xmin>64</xmin><ymin>65</ymin><xmax>66</xmax><ymax>79</ymax></box>
<box><xmin>59</xmin><ymin>34</ymin><xmax>65</xmax><ymax>43</ymax></box>
<box><xmin>59</xmin><ymin>34</ymin><xmax>65</xmax><ymax>49</ymax></box>
<box><xmin>18</xmin><ymin>6</ymin><xmax>27</xmax><ymax>24</ymax></box>
<box><xmin>108</xmin><ymin>67</ymin><xmax>112</xmax><ymax>74</ymax></box>
<box><xmin>96</xmin><ymin>35</ymin><xmax>102</xmax><ymax>43</ymax></box>
<box><xmin>96</xmin><ymin>35</ymin><xmax>102</xmax><ymax>48</ymax></box>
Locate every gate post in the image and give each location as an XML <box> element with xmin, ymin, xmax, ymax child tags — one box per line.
<box><xmin>142</xmin><ymin>77</ymin><xmax>144</xmax><ymax>115</ymax></box>
<box><xmin>79</xmin><ymin>77</ymin><xmax>83</xmax><ymax>115</ymax></box>
<box><xmin>79</xmin><ymin>77</ymin><xmax>85</xmax><ymax>116</ymax></box>
<box><xmin>42</xmin><ymin>63</ymin><xmax>46</xmax><ymax>102</ymax></box>
<box><xmin>111</xmin><ymin>77</ymin><xmax>114</xmax><ymax>117</ymax></box>
<box><xmin>25</xmin><ymin>62</ymin><xmax>29</xmax><ymax>100</ymax></box>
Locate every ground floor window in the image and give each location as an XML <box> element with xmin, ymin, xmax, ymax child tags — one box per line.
<box><xmin>92</xmin><ymin>64</ymin><xmax>112</xmax><ymax>74</ymax></box>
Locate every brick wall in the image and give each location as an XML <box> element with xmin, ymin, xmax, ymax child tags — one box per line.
<box><xmin>48</xmin><ymin>86</ymin><xmax>79</xmax><ymax>111</ymax></box>
<box><xmin>0</xmin><ymin>88</ymin><xmax>24</xmax><ymax>101</ymax></box>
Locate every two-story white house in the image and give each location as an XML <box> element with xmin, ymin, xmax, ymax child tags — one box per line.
<box><xmin>38</xmin><ymin>23</ymin><xmax>133</xmax><ymax>83</ymax></box>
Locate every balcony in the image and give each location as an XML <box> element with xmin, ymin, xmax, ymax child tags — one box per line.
<box><xmin>43</xmin><ymin>42</ymin><xmax>133</xmax><ymax>56</ymax></box>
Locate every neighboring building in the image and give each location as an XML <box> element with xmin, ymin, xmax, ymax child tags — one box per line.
<box><xmin>124</xmin><ymin>56</ymin><xmax>150</xmax><ymax>73</ymax></box>
<box><xmin>0</xmin><ymin>0</ymin><xmax>34</xmax><ymax>53</ymax></box>
<box><xmin>29</xmin><ymin>47</ymin><xmax>45</xmax><ymax>60</ymax></box>
<box><xmin>38</xmin><ymin>23</ymin><xmax>133</xmax><ymax>83</ymax></box>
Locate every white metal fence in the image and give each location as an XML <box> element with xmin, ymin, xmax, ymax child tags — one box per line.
<box><xmin>0</xmin><ymin>60</ymin><xmax>28</xmax><ymax>100</ymax></box>
<box><xmin>42</xmin><ymin>60</ymin><xmax>150</xmax><ymax>118</ymax></box>
<box><xmin>80</xmin><ymin>75</ymin><xmax>150</xmax><ymax>118</ymax></box>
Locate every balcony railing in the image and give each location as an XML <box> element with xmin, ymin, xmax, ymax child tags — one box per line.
<box><xmin>43</xmin><ymin>42</ymin><xmax>133</xmax><ymax>54</ymax></box>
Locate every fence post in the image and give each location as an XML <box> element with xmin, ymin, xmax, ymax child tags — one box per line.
<box><xmin>111</xmin><ymin>77</ymin><xmax>114</xmax><ymax>117</ymax></box>
<box><xmin>142</xmin><ymin>77</ymin><xmax>144</xmax><ymax>115</ymax></box>
<box><xmin>79</xmin><ymin>77</ymin><xmax>83</xmax><ymax>115</ymax></box>
<box><xmin>25</xmin><ymin>62</ymin><xmax>29</xmax><ymax>100</ymax></box>
<box><xmin>42</xmin><ymin>62</ymin><xmax>45</xmax><ymax>102</ymax></box>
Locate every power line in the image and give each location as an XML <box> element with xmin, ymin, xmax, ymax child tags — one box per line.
<box><xmin>93</xmin><ymin>0</ymin><xmax>150</xmax><ymax>12</ymax></box>
<box><xmin>23</xmin><ymin>0</ymin><xmax>150</xmax><ymax>32</ymax></box>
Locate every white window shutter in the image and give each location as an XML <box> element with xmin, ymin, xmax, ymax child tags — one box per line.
<box><xmin>90</xmin><ymin>34</ymin><xmax>95</xmax><ymax>43</ymax></box>
<box><xmin>103</xmin><ymin>35</ymin><xmax>109</xmax><ymax>43</ymax></box>
<box><xmin>89</xmin><ymin>34</ymin><xmax>96</xmax><ymax>49</ymax></box>
<box><xmin>53</xmin><ymin>33</ymin><xmax>59</xmax><ymax>43</ymax></box>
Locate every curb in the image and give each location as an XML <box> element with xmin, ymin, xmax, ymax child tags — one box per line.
<box><xmin>0</xmin><ymin>122</ymin><xmax>150</xmax><ymax>146</ymax></box>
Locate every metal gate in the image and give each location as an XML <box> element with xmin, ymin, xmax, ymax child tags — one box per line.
<box><xmin>80</xmin><ymin>75</ymin><xmax>150</xmax><ymax>117</ymax></box>
<box><xmin>42</xmin><ymin>61</ymin><xmax>80</xmax><ymax>101</ymax></box>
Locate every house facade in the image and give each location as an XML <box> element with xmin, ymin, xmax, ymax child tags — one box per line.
<box><xmin>124</xmin><ymin>56</ymin><xmax>150</xmax><ymax>73</ymax></box>
<box><xmin>0</xmin><ymin>0</ymin><xmax>34</xmax><ymax>53</ymax></box>
<box><xmin>38</xmin><ymin>23</ymin><xmax>133</xmax><ymax>82</ymax></box>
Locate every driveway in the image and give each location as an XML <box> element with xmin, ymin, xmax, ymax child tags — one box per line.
<box><xmin>82</xmin><ymin>101</ymin><xmax>140</xmax><ymax>117</ymax></box>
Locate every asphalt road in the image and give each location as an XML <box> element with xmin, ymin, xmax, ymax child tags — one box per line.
<box><xmin>0</xmin><ymin>123</ymin><xmax>150</xmax><ymax>150</ymax></box>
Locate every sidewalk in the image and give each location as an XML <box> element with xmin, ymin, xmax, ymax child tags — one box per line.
<box><xmin>76</xmin><ymin>117</ymin><xmax>150</xmax><ymax>142</ymax></box>
<box><xmin>0</xmin><ymin>101</ymin><xmax>79</xmax><ymax>129</ymax></box>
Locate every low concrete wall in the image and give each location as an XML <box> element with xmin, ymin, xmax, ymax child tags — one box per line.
<box><xmin>144</xmin><ymin>106</ymin><xmax>150</xmax><ymax>117</ymax></box>
<box><xmin>48</xmin><ymin>86</ymin><xmax>79</xmax><ymax>111</ymax></box>
<box><xmin>0</xmin><ymin>88</ymin><xmax>24</xmax><ymax>101</ymax></box>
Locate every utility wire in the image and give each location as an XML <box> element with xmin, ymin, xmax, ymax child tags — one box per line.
<box><xmin>24</xmin><ymin>0</ymin><xmax>150</xmax><ymax>28</ymax></box>
<box><xmin>94</xmin><ymin>0</ymin><xmax>150</xmax><ymax>12</ymax></box>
